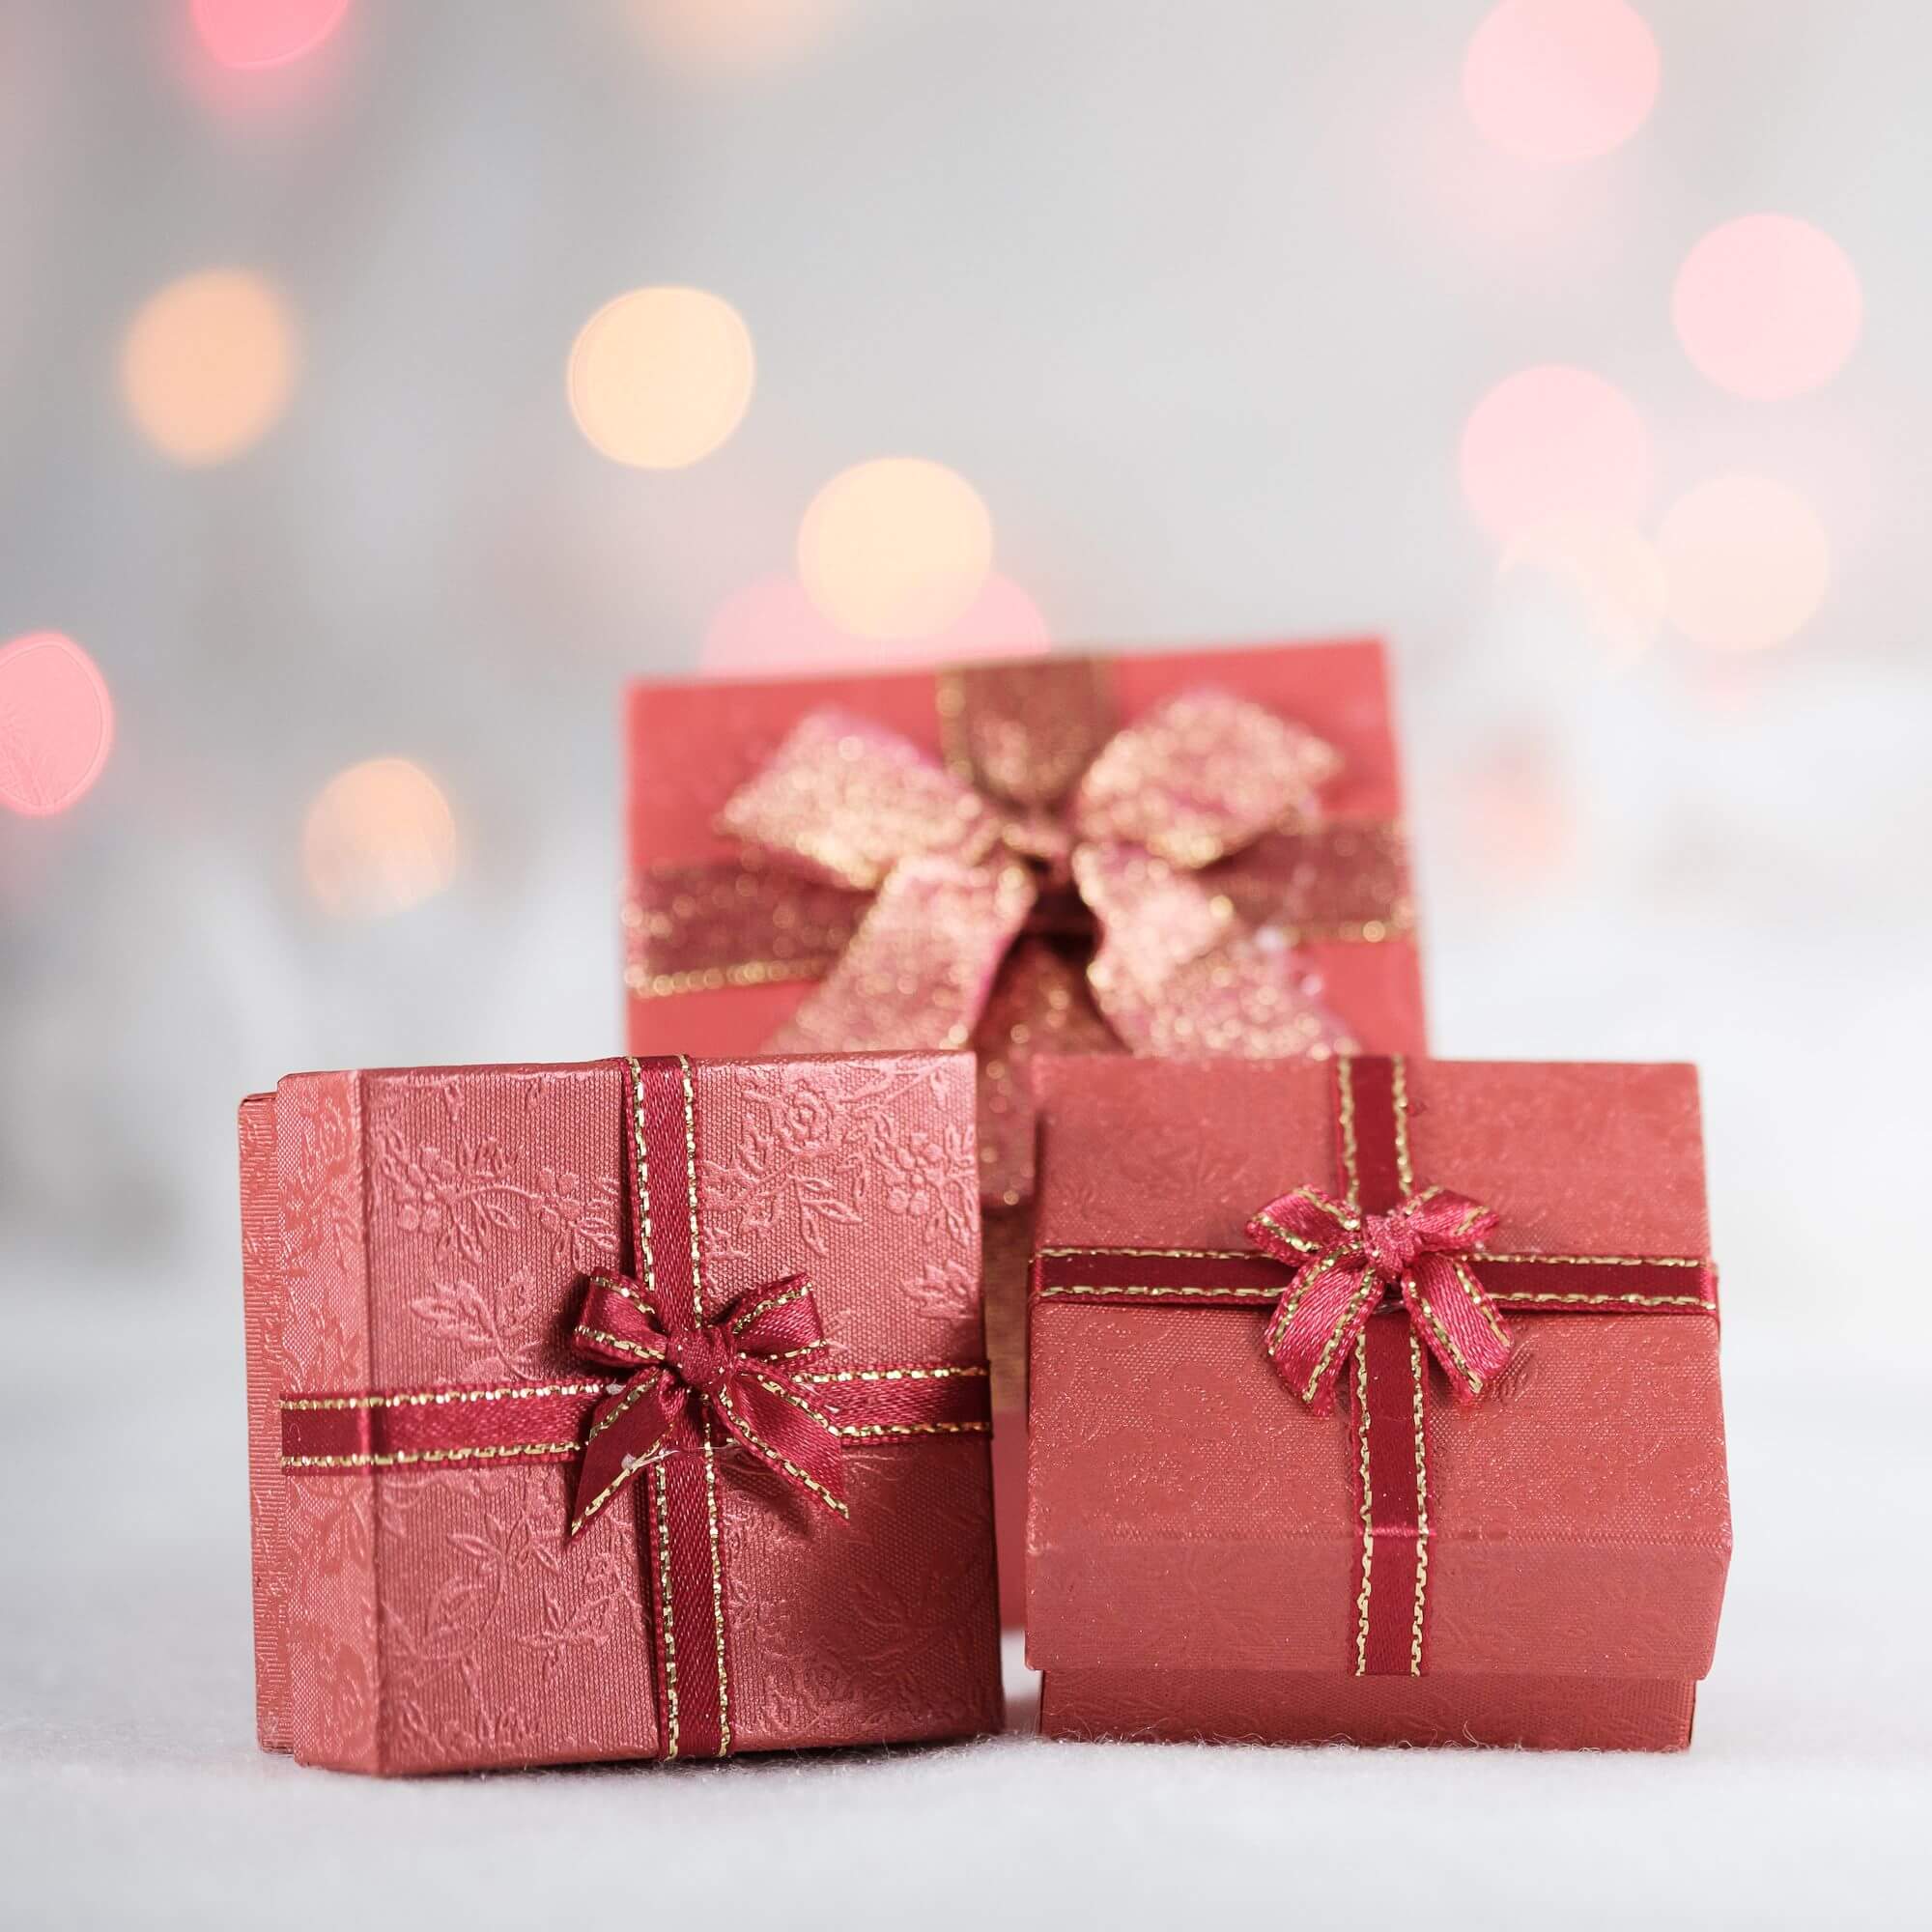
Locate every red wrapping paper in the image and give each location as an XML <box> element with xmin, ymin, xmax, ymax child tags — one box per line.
<box><xmin>240</xmin><ymin>1052</ymin><xmax>1001</xmax><ymax>1774</ymax></box>
<box><xmin>625</xmin><ymin>640</ymin><xmax>1429</xmax><ymax>1620</ymax></box>
<box><xmin>1026</xmin><ymin>1055</ymin><xmax>1730</xmax><ymax>1750</ymax></box>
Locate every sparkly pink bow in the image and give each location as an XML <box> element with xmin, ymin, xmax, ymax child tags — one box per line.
<box><xmin>568</xmin><ymin>1269</ymin><xmax>847</xmax><ymax>1535</ymax></box>
<box><xmin>716</xmin><ymin>689</ymin><xmax>1349</xmax><ymax>1061</ymax></box>
<box><xmin>1246</xmin><ymin>1183</ymin><xmax>1509</xmax><ymax>1413</ymax></box>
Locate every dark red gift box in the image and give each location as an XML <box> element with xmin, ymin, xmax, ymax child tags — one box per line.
<box><xmin>241</xmin><ymin>1051</ymin><xmax>1001</xmax><ymax>1773</ymax></box>
<box><xmin>1026</xmin><ymin>1053</ymin><xmax>1730</xmax><ymax>1749</ymax></box>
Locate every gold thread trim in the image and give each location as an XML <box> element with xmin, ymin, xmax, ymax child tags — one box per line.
<box><xmin>1450</xmin><ymin>1256</ymin><xmax>1512</xmax><ymax>1350</ymax></box>
<box><xmin>1035</xmin><ymin>1245</ymin><xmax>1260</xmax><ymax>1260</ymax></box>
<box><xmin>572</xmin><ymin>1326</ymin><xmax>666</xmax><ymax>1365</ymax></box>
<box><xmin>1408</xmin><ymin>1327</ymin><xmax>1429</xmax><ymax>1678</ymax></box>
<box><xmin>1390</xmin><ymin>1054</ymin><xmax>1414</xmax><ymax>1197</ymax></box>
<box><xmin>702</xmin><ymin>1427</ymin><xmax>728</xmax><ymax>1758</ymax></box>
<box><xmin>740</xmin><ymin>1369</ymin><xmax>843</xmax><ymax>1434</ymax></box>
<box><xmin>1337</xmin><ymin>1057</ymin><xmax>1361</xmax><ymax>1210</ymax></box>
<box><xmin>1302</xmin><ymin>1269</ymin><xmax>1378</xmax><ymax>1405</ymax></box>
<box><xmin>677</xmin><ymin>1054</ymin><xmax>706</xmax><ymax>1323</ymax></box>
<box><xmin>834</xmin><ymin>1421</ymin><xmax>991</xmax><ymax>1438</ymax></box>
<box><xmin>654</xmin><ymin>1462</ymin><xmax>680</xmax><ymax>1762</ymax></box>
<box><xmin>1264</xmin><ymin>1246</ymin><xmax>1352</xmax><ymax>1355</ymax></box>
<box><xmin>580</xmin><ymin>1378</ymin><xmax>660</xmax><ymax>1455</ymax></box>
<box><xmin>284</xmin><ymin>1442</ymin><xmax>579</xmax><ymax>1470</ymax></box>
<box><xmin>712</xmin><ymin>1386</ymin><xmax>849</xmax><ymax>1518</ymax></box>
<box><xmin>1353</xmin><ymin>1339</ymin><xmax>1373</xmax><ymax>1678</ymax></box>
<box><xmin>1479</xmin><ymin>1252</ymin><xmax>1707</xmax><ymax>1267</ymax></box>
<box><xmin>627</xmin><ymin>959</ymin><xmax>833</xmax><ymax>1001</ymax></box>
<box><xmin>1411</xmin><ymin>1282</ymin><xmax>1481</xmax><ymax>1398</ymax></box>
<box><xmin>1038</xmin><ymin>1283</ymin><xmax>1281</xmax><ymax>1301</ymax></box>
<box><xmin>1252</xmin><ymin>1208</ymin><xmax>1334</xmax><ymax>1257</ymax></box>
<box><xmin>798</xmin><ymin>1365</ymin><xmax>988</xmax><ymax>1384</ymax></box>
<box><xmin>729</xmin><ymin>1283</ymin><xmax>810</xmax><ymax>1336</ymax></box>
<box><xmin>627</xmin><ymin>1055</ymin><xmax>659</xmax><ymax>1308</ymax></box>
<box><xmin>1489</xmin><ymin>1291</ymin><xmax>1717</xmax><ymax>1309</ymax></box>
<box><xmin>282</xmin><ymin>1382</ymin><xmax>608</xmax><ymax>1411</ymax></box>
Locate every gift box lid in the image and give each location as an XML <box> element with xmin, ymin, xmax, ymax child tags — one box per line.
<box><xmin>1026</xmin><ymin>1055</ymin><xmax>1730</xmax><ymax>1684</ymax></box>
<box><xmin>242</xmin><ymin>1052</ymin><xmax>1001</xmax><ymax>1773</ymax></box>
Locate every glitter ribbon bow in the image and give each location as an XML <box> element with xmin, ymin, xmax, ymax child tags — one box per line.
<box><xmin>1247</xmin><ymin>1183</ymin><xmax>1506</xmax><ymax>1413</ymax></box>
<box><xmin>721</xmin><ymin>686</ymin><xmax>1352</xmax><ymax>1062</ymax></box>
<box><xmin>569</xmin><ymin>1269</ymin><xmax>848</xmax><ymax>1533</ymax></box>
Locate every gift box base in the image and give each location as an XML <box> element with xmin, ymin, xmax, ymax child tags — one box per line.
<box><xmin>1037</xmin><ymin>1668</ymin><xmax>1696</xmax><ymax>1752</ymax></box>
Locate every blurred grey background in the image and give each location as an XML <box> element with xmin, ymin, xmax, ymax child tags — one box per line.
<box><xmin>3</xmin><ymin>3</ymin><xmax>1928</xmax><ymax>1925</ymax></box>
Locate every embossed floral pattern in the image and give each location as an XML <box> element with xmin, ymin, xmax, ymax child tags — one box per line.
<box><xmin>254</xmin><ymin>1056</ymin><xmax>997</xmax><ymax>1771</ymax></box>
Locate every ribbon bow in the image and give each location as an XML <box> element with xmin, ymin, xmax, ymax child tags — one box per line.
<box><xmin>1248</xmin><ymin>1182</ymin><xmax>1508</xmax><ymax>1413</ymax></box>
<box><xmin>569</xmin><ymin>1268</ymin><xmax>848</xmax><ymax>1536</ymax></box>
<box><xmin>719</xmin><ymin>687</ymin><xmax>1350</xmax><ymax>1062</ymax></box>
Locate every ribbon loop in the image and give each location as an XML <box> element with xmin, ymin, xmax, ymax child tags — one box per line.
<box><xmin>721</xmin><ymin>687</ymin><xmax>1352</xmax><ymax>1065</ymax></box>
<box><xmin>1069</xmin><ymin>688</ymin><xmax>1339</xmax><ymax>867</ymax></box>
<box><xmin>717</xmin><ymin>710</ymin><xmax>1003</xmax><ymax>893</ymax></box>
<box><xmin>1248</xmin><ymin>1179</ymin><xmax>1506</xmax><ymax>1413</ymax></box>
<box><xmin>567</xmin><ymin>1264</ymin><xmax>849</xmax><ymax>1537</ymax></box>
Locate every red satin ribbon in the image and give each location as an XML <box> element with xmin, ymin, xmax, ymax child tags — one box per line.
<box><xmin>1032</xmin><ymin>1054</ymin><xmax>1718</xmax><ymax>1678</ymax></box>
<box><xmin>282</xmin><ymin>1055</ymin><xmax>992</xmax><ymax>1760</ymax></box>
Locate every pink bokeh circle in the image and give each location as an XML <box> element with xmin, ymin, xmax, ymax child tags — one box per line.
<box><xmin>1463</xmin><ymin>0</ymin><xmax>1660</xmax><ymax>165</ymax></box>
<box><xmin>0</xmin><ymin>632</ymin><xmax>115</xmax><ymax>817</ymax></box>
<box><xmin>1460</xmin><ymin>365</ymin><xmax>1651</xmax><ymax>542</ymax></box>
<box><xmin>1672</xmin><ymin>214</ymin><xmax>1862</xmax><ymax>400</ymax></box>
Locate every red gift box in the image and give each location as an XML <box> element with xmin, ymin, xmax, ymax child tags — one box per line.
<box><xmin>1026</xmin><ymin>1054</ymin><xmax>1730</xmax><ymax>1750</ymax></box>
<box><xmin>240</xmin><ymin>1051</ymin><xmax>1001</xmax><ymax>1773</ymax></box>
<box><xmin>624</xmin><ymin>641</ymin><xmax>1429</xmax><ymax>1616</ymax></box>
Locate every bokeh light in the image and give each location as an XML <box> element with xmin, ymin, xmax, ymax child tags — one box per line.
<box><xmin>1672</xmin><ymin>214</ymin><xmax>1862</xmax><ymax>400</ymax></box>
<box><xmin>797</xmin><ymin>458</ymin><xmax>993</xmax><ymax>641</ymax></box>
<box><xmin>1657</xmin><ymin>475</ymin><xmax>1831</xmax><ymax>651</ymax></box>
<box><xmin>1463</xmin><ymin>0</ymin><xmax>1660</xmax><ymax>164</ymax></box>
<box><xmin>302</xmin><ymin>758</ymin><xmax>458</xmax><ymax>918</ymax></box>
<box><xmin>1460</xmin><ymin>365</ymin><xmax>1651</xmax><ymax>542</ymax></box>
<box><xmin>701</xmin><ymin>578</ymin><xmax>850</xmax><ymax>677</ymax></box>
<box><xmin>628</xmin><ymin>0</ymin><xmax>839</xmax><ymax>75</ymax></box>
<box><xmin>702</xmin><ymin>572</ymin><xmax>1048</xmax><ymax>677</ymax></box>
<box><xmin>120</xmin><ymin>270</ymin><xmax>298</xmax><ymax>466</ymax></box>
<box><xmin>1463</xmin><ymin>742</ymin><xmax>1576</xmax><ymax>885</ymax></box>
<box><xmin>923</xmin><ymin>575</ymin><xmax>1051</xmax><ymax>662</ymax></box>
<box><xmin>1498</xmin><ymin>516</ymin><xmax>1665</xmax><ymax>663</ymax></box>
<box><xmin>190</xmin><ymin>0</ymin><xmax>352</xmax><ymax>70</ymax></box>
<box><xmin>567</xmin><ymin>287</ymin><xmax>754</xmax><ymax>469</ymax></box>
<box><xmin>0</xmin><ymin>633</ymin><xmax>114</xmax><ymax>818</ymax></box>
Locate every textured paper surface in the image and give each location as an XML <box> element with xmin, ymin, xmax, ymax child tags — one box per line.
<box><xmin>242</xmin><ymin>1054</ymin><xmax>1002</xmax><ymax>1773</ymax></box>
<box><xmin>1027</xmin><ymin>1056</ymin><xmax>1729</xmax><ymax>1719</ymax></box>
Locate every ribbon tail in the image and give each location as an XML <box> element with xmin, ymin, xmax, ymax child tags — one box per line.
<box><xmin>569</xmin><ymin>1376</ymin><xmax>686</xmax><ymax>1537</ymax></box>
<box><xmin>1402</xmin><ymin>1253</ymin><xmax>1514</xmax><ymax>1406</ymax></box>
<box><xmin>1265</xmin><ymin>1256</ymin><xmax>1382</xmax><ymax>1414</ymax></box>
<box><xmin>769</xmin><ymin>854</ymin><xmax>1036</xmax><ymax>1054</ymax></box>
<box><xmin>713</xmin><ymin>1370</ymin><xmax>850</xmax><ymax>1519</ymax></box>
<box><xmin>1076</xmin><ymin>840</ymin><xmax>1351</xmax><ymax>1059</ymax></box>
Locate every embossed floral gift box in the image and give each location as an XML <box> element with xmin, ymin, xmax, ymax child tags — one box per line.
<box><xmin>239</xmin><ymin>1051</ymin><xmax>1001</xmax><ymax>1773</ymax></box>
<box><xmin>1027</xmin><ymin>1054</ymin><xmax>1731</xmax><ymax>1750</ymax></box>
<box><xmin>625</xmin><ymin>639</ymin><xmax>1429</xmax><ymax>1614</ymax></box>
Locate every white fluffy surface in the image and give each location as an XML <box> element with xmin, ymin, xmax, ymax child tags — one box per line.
<box><xmin>3</xmin><ymin>1289</ymin><xmax>1926</xmax><ymax>1929</ymax></box>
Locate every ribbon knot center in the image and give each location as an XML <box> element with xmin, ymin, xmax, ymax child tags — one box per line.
<box><xmin>666</xmin><ymin>1326</ymin><xmax>736</xmax><ymax>1402</ymax></box>
<box><xmin>1360</xmin><ymin>1206</ymin><xmax>1425</xmax><ymax>1275</ymax></box>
